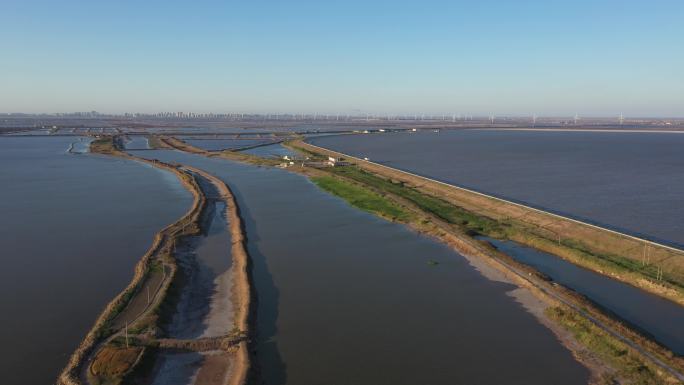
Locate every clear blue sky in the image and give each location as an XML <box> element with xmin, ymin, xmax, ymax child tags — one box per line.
<box><xmin>2</xmin><ymin>0</ymin><xmax>683</xmax><ymax>116</ymax></box>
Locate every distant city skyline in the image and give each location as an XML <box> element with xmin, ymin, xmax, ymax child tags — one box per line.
<box><xmin>5</xmin><ymin>111</ymin><xmax>683</xmax><ymax>121</ymax></box>
<box><xmin>2</xmin><ymin>0</ymin><xmax>683</xmax><ymax>116</ymax></box>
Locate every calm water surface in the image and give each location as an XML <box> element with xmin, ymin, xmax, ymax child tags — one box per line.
<box><xmin>0</xmin><ymin>137</ymin><xmax>191</xmax><ymax>385</ymax></box>
<box><xmin>485</xmin><ymin>237</ymin><xmax>684</xmax><ymax>354</ymax></box>
<box><xmin>124</xmin><ymin>136</ymin><xmax>150</xmax><ymax>150</ymax></box>
<box><xmin>240</xmin><ymin>143</ymin><xmax>296</xmax><ymax>158</ymax></box>
<box><xmin>136</xmin><ymin>149</ymin><xmax>589</xmax><ymax>385</ymax></box>
<box><xmin>182</xmin><ymin>138</ymin><xmax>275</xmax><ymax>151</ymax></box>
<box><xmin>310</xmin><ymin>130</ymin><xmax>684</xmax><ymax>247</ymax></box>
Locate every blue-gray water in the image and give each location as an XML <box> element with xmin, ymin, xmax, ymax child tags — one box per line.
<box><xmin>309</xmin><ymin>130</ymin><xmax>684</xmax><ymax>248</ymax></box>
<box><xmin>124</xmin><ymin>136</ymin><xmax>150</xmax><ymax>150</ymax></box>
<box><xmin>181</xmin><ymin>138</ymin><xmax>275</xmax><ymax>151</ymax></box>
<box><xmin>0</xmin><ymin>137</ymin><xmax>192</xmax><ymax>385</ymax></box>
<box><xmin>485</xmin><ymin>237</ymin><xmax>684</xmax><ymax>354</ymax></box>
<box><xmin>133</xmin><ymin>149</ymin><xmax>589</xmax><ymax>385</ymax></box>
<box><xmin>240</xmin><ymin>143</ymin><xmax>296</xmax><ymax>158</ymax></box>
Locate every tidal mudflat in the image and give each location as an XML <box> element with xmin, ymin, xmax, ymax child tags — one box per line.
<box><xmin>135</xmin><ymin>149</ymin><xmax>589</xmax><ymax>385</ymax></box>
<box><xmin>0</xmin><ymin>137</ymin><xmax>192</xmax><ymax>385</ymax></box>
<box><xmin>310</xmin><ymin>130</ymin><xmax>684</xmax><ymax>247</ymax></box>
<box><xmin>145</xmin><ymin>178</ymin><xmax>237</xmax><ymax>385</ymax></box>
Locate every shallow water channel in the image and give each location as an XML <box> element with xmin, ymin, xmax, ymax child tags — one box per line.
<box><xmin>132</xmin><ymin>149</ymin><xmax>590</xmax><ymax>385</ymax></box>
<box><xmin>124</xmin><ymin>136</ymin><xmax>151</xmax><ymax>150</ymax></box>
<box><xmin>485</xmin><ymin>237</ymin><xmax>684</xmax><ymax>355</ymax></box>
<box><xmin>149</xmin><ymin>184</ymin><xmax>235</xmax><ymax>385</ymax></box>
<box><xmin>240</xmin><ymin>143</ymin><xmax>296</xmax><ymax>159</ymax></box>
<box><xmin>0</xmin><ymin>137</ymin><xmax>192</xmax><ymax>385</ymax></box>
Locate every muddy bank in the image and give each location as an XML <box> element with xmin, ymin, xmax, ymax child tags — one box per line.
<box><xmin>148</xmin><ymin>351</ymin><xmax>233</xmax><ymax>385</ymax></box>
<box><xmin>0</xmin><ymin>136</ymin><xmax>191</xmax><ymax>385</ymax></box>
<box><xmin>300</xmin><ymin>136</ymin><xmax>684</xmax><ymax>306</ymax></box>
<box><xmin>183</xmin><ymin>166</ymin><xmax>252</xmax><ymax>385</ymax></box>
<box><xmin>139</xmin><ymin>167</ymin><xmax>252</xmax><ymax>385</ymax></box>
<box><xmin>292</xmin><ymin>140</ymin><xmax>684</xmax><ymax>383</ymax></box>
<box><xmin>58</xmin><ymin>155</ymin><xmax>204</xmax><ymax>385</ymax></box>
<box><xmin>165</xmin><ymin>200</ymin><xmax>234</xmax><ymax>339</ymax></box>
<box><xmin>58</xmin><ymin>138</ymin><xmax>252</xmax><ymax>385</ymax></box>
<box><xmin>132</xmin><ymin>149</ymin><xmax>592</xmax><ymax>385</ymax></box>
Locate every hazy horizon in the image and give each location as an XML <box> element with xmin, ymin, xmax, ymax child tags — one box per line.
<box><xmin>2</xmin><ymin>0</ymin><xmax>683</xmax><ymax>116</ymax></box>
<box><xmin>2</xmin><ymin>111</ymin><xmax>684</xmax><ymax>120</ymax></box>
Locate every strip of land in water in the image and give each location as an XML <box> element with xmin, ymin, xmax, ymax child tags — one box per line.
<box><xmin>67</xmin><ymin>134</ymin><xmax>684</xmax><ymax>384</ymax></box>
<box><xmin>153</xmin><ymin>134</ymin><xmax>684</xmax><ymax>384</ymax></box>
<box><xmin>296</xmin><ymin>140</ymin><xmax>684</xmax><ymax>304</ymax></box>
<box><xmin>58</xmin><ymin>137</ymin><xmax>252</xmax><ymax>385</ymax></box>
<box><xmin>471</xmin><ymin>128</ymin><xmax>684</xmax><ymax>134</ymax></box>
<box><xmin>281</xmin><ymin>139</ymin><xmax>684</xmax><ymax>384</ymax></box>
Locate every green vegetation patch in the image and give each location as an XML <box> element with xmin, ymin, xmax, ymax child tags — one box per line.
<box><xmin>329</xmin><ymin>165</ymin><xmax>684</xmax><ymax>294</ymax></box>
<box><xmin>546</xmin><ymin>306</ymin><xmax>667</xmax><ymax>385</ymax></box>
<box><xmin>515</xmin><ymin>230</ymin><xmax>684</xmax><ymax>293</ymax></box>
<box><xmin>90</xmin><ymin>345</ymin><xmax>143</xmax><ymax>385</ymax></box>
<box><xmin>311</xmin><ymin>176</ymin><xmax>412</xmax><ymax>222</ymax></box>
<box><xmin>330</xmin><ymin>166</ymin><xmax>506</xmax><ymax>236</ymax></box>
<box><xmin>90</xmin><ymin>137</ymin><xmax>119</xmax><ymax>154</ymax></box>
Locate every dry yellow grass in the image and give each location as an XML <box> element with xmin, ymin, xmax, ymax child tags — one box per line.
<box><xmin>90</xmin><ymin>346</ymin><xmax>143</xmax><ymax>382</ymax></box>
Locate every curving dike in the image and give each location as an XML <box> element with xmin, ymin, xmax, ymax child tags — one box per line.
<box><xmin>57</xmin><ymin>148</ymin><xmax>251</xmax><ymax>385</ymax></box>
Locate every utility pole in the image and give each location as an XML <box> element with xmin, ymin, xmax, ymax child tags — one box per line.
<box><xmin>125</xmin><ymin>321</ymin><xmax>129</xmax><ymax>348</ymax></box>
<box><xmin>642</xmin><ymin>244</ymin><xmax>647</xmax><ymax>266</ymax></box>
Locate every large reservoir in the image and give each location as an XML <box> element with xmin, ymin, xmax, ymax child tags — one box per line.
<box><xmin>309</xmin><ymin>130</ymin><xmax>684</xmax><ymax>248</ymax></box>
<box><xmin>0</xmin><ymin>137</ymin><xmax>192</xmax><ymax>385</ymax></box>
